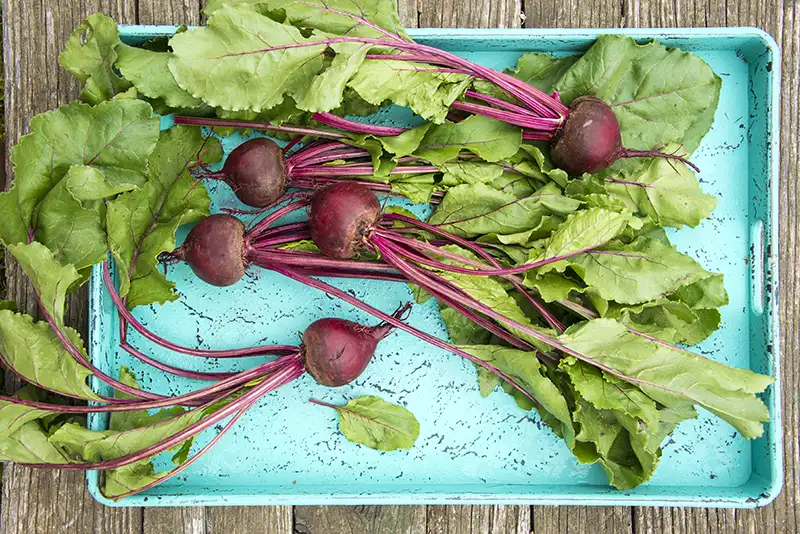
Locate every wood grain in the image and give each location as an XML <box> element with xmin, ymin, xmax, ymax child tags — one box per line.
<box><xmin>295</xmin><ymin>506</ymin><xmax>427</xmax><ymax>534</ymax></box>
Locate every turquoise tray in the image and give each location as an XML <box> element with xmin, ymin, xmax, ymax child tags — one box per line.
<box><xmin>87</xmin><ymin>26</ymin><xmax>781</xmax><ymax>507</ymax></box>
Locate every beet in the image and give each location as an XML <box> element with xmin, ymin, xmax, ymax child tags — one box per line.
<box><xmin>551</xmin><ymin>96</ymin><xmax>700</xmax><ymax>175</ymax></box>
<box><xmin>167</xmin><ymin>214</ymin><xmax>246</xmax><ymax>287</ymax></box>
<box><xmin>550</xmin><ymin>96</ymin><xmax>622</xmax><ymax>175</ymax></box>
<box><xmin>302</xmin><ymin>317</ymin><xmax>392</xmax><ymax>387</ymax></box>
<box><xmin>309</xmin><ymin>182</ymin><xmax>381</xmax><ymax>260</ymax></box>
<box><xmin>213</xmin><ymin>138</ymin><xmax>286</xmax><ymax>208</ymax></box>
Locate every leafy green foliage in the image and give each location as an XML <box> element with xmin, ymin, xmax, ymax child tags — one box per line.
<box><xmin>511</xmin><ymin>53</ymin><xmax>579</xmax><ymax>92</ymax></box>
<box><xmin>414</xmin><ymin>115</ymin><xmax>521</xmax><ymax>163</ymax></box>
<box><xmin>539</xmin><ymin>237</ymin><xmax>715</xmax><ymax>305</ymax></box>
<box><xmin>349</xmin><ymin>59</ymin><xmax>471</xmax><ymax>122</ymax></box>
<box><xmin>204</xmin><ymin>0</ymin><xmax>409</xmax><ymax>40</ymax></box>
<box><xmin>107</xmin><ymin>127</ymin><xmax>222</xmax><ymax>309</ymax></box>
<box><xmin>428</xmin><ymin>182</ymin><xmax>580</xmax><ymax>239</ymax></box>
<box><xmin>555</xmin><ymin>35</ymin><xmax>721</xmax><ymax>159</ymax></box>
<box><xmin>170</xmin><ymin>6</ymin><xmax>344</xmax><ymax>113</ymax></box>
<box><xmin>59</xmin><ymin>13</ymin><xmax>132</xmax><ymax>104</ymax></box>
<box><xmin>321</xmin><ymin>396</ymin><xmax>420</xmax><ymax>451</ymax></box>
<box><xmin>0</xmin><ymin>100</ymin><xmax>159</xmax><ymax>268</ymax></box>
<box><xmin>0</xmin><ymin>243</ymin><xmax>100</xmax><ymax>400</ymax></box>
<box><xmin>604</xmin><ymin>157</ymin><xmax>718</xmax><ymax>229</ymax></box>
<box><xmin>531</xmin><ymin>208</ymin><xmax>629</xmax><ymax>268</ymax></box>
<box><xmin>558</xmin><ymin>319</ymin><xmax>772</xmax><ymax>439</ymax></box>
<box><xmin>115</xmin><ymin>44</ymin><xmax>204</xmax><ymax>109</ymax></box>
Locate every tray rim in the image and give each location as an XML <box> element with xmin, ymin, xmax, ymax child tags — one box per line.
<box><xmin>86</xmin><ymin>25</ymin><xmax>783</xmax><ymax>508</ymax></box>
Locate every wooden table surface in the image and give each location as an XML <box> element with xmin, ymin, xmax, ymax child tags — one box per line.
<box><xmin>1</xmin><ymin>0</ymin><xmax>797</xmax><ymax>533</ymax></box>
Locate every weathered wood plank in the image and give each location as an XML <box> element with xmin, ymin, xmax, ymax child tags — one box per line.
<box><xmin>143</xmin><ymin>508</ymin><xmax>206</xmax><ymax>534</ymax></box>
<box><xmin>1</xmin><ymin>1</ymin><xmax>143</xmax><ymax>533</ymax></box>
<box><xmin>295</xmin><ymin>505</ymin><xmax>427</xmax><ymax>534</ymax></box>
<box><xmin>418</xmin><ymin>0</ymin><xmax>522</xmax><ymax>28</ymax></box>
<box><xmin>426</xmin><ymin>505</ymin><xmax>531</xmax><ymax>534</ymax></box>
<box><xmin>523</xmin><ymin>0</ymin><xmax>622</xmax><ymax>28</ymax></box>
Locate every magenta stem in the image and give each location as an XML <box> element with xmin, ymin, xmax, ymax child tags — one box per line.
<box><xmin>105</xmin><ymin>395</ymin><xmax>255</xmax><ymax>501</ymax></box>
<box><xmin>104</xmin><ymin>263</ymin><xmax>297</xmax><ymax>358</ymax></box>
<box><xmin>312</xmin><ymin>112</ymin><xmax>408</xmax><ymax>136</ymax></box>
<box><xmin>291</xmin><ymin>164</ymin><xmax>439</xmax><ymax>177</ymax></box>
<box><xmin>451</xmin><ymin>100</ymin><xmax>562</xmax><ymax>131</ymax></box>
<box><xmin>245</xmin><ymin>199</ymin><xmax>309</xmax><ymax>239</ymax></box>
<box><xmin>0</xmin><ymin>353</ymin><xmax>299</xmax><ymax>413</ymax></box>
<box><xmin>372</xmin><ymin>225</ymin><xmax>594</xmax><ymax>276</ymax></box>
<box><xmin>464</xmin><ymin>90</ymin><xmax>542</xmax><ymax>117</ymax></box>
<box><xmin>118</xmin><ymin>340</ymin><xmax>237</xmax><ymax>382</ymax></box>
<box><xmin>270</xmin><ymin>266</ymin><xmax>542</xmax><ymax>408</ymax></box>
<box><xmin>249</xmin><ymin>249</ymin><xmax>398</xmax><ymax>274</ymax></box>
<box><xmin>377</xmin><ymin>215</ymin><xmax>566</xmax><ymax>331</ymax></box>
<box><xmin>24</xmin><ymin>360</ymin><xmax>305</xmax><ymax>470</ymax></box>
<box><xmin>173</xmin><ymin>116</ymin><xmax>347</xmax><ymax>139</ymax></box>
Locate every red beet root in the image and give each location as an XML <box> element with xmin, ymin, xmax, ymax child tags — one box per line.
<box><xmin>167</xmin><ymin>214</ymin><xmax>246</xmax><ymax>287</ymax></box>
<box><xmin>308</xmin><ymin>182</ymin><xmax>381</xmax><ymax>260</ymax></box>
<box><xmin>302</xmin><ymin>317</ymin><xmax>394</xmax><ymax>387</ymax></box>
<box><xmin>551</xmin><ymin>96</ymin><xmax>699</xmax><ymax>175</ymax></box>
<box><xmin>206</xmin><ymin>138</ymin><xmax>286</xmax><ymax>208</ymax></box>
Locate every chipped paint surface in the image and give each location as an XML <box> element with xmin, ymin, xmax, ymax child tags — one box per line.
<box><xmin>87</xmin><ymin>27</ymin><xmax>781</xmax><ymax>508</ymax></box>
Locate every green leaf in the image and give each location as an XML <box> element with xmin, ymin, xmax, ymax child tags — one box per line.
<box><xmin>558</xmin><ymin>318</ymin><xmax>773</xmax><ymax>438</ymax></box>
<box><xmin>604</xmin><ymin>157</ymin><xmax>718</xmax><ymax>228</ymax></box>
<box><xmin>413</xmin><ymin>115</ymin><xmax>521</xmax><ymax>163</ymax></box>
<box><xmin>561</xmin><ymin>358</ymin><xmax>660</xmax><ymax>428</ymax></box>
<box><xmin>428</xmin><ymin>183</ymin><xmax>580</xmax><ymax>238</ymax></box>
<box><xmin>0</xmin><ymin>398</ymin><xmax>56</xmax><ymax>442</ymax></box>
<box><xmin>49</xmin><ymin>407</ymin><xmax>203</xmax><ymax>463</ymax></box>
<box><xmin>438</xmin><ymin>161</ymin><xmax>505</xmax><ymax>187</ymax></box>
<box><xmin>440</xmin><ymin>307</ymin><xmax>493</xmax><ymax>345</ymax></box>
<box><xmin>511</xmin><ymin>52</ymin><xmax>579</xmax><ymax>92</ymax></box>
<box><xmin>349</xmin><ymin>59</ymin><xmax>471</xmax><ymax>122</ymax></box>
<box><xmin>107</xmin><ymin>126</ymin><xmax>221</xmax><ymax>309</ymax></box>
<box><xmin>0</xmin><ymin>310</ymin><xmax>100</xmax><ymax>400</ymax></box>
<box><xmin>548</xmin><ymin>237</ymin><xmax>714</xmax><ymax>305</ymax></box>
<box><xmin>0</xmin><ymin>100</ymin><xmax>159</xmax><ymax>252</ymax></box>
<box><xmin>673</xmin><ymin>273</ymin><xmax>728</xmax><ymax>309</ymax></box>
<box><xmin>295</xmin><ymin>42</ymin><xmax>371</xmax><ymax>112</ymax></box>
<box><xmin>431</xmin><ymin>246</ymin><xmax>556</xmax><ymax>352</ymax></box>
<box><xmin>390</xmin><ymin>174</ymin><xmax>437</xmax><ymax>203</ymax></box>
<box><xmin>554</xmin><ymin>35</ymin><xmax>721</xmax><ymax>175</ymax></box>
<box><xmin>8</xmin><ymin>242</ymin><xmax>81</xmax><ymax>325</ymax></box>
<box><xmin>102</xmin><ymin>460</ymin><xmax>166</xmax><ymax>499</ymax></box>
<box><xmin>460</xmin><ymin>345</ymin><xmax>574</xmax><ymax>447</ymax></box>
<box><xmin>0</xmin><ymin>419</ymin><xmax>70</xmax><ymax>464</ymax></box>
<box><xmin>511</xmin><ymin>144</ymin><xmax>569</xmax><ymax>188</ymax></box>
<box><xmin>0</xmin><ymin>301</ymin><xmax>16</xmax><ymax>312</ymax></box>
<box><xmin>527</xmin><ymin>272</ymin><xmax>583</xmax><ymax>302</ymax></box>
<box><xmin>320</xmin><ymin>396</ymin><xmax>420</xmax><ymax>451</ymax></box>
<box><xmin>59</xmin><ymin>13</ymin><xmax>132</xmax><ymax>104</ymax></box>
<box><xmin>375</xmin><ymin>123</ymin><xmax>430</xmax><ymax>158</ymax></box>
<box><xmin>608</xmin><ymin>299</ymin><xmax>722</xmax><ymax>345</ymax></box>
<box><xmin>169</xmin><ymin>6</ymin><xmax>329</xmax><ymax>113</ymax></box>
<box><xmin>115</xmin><ymin>44</ymin><xmax>204</xmax><ymax>109</ymax></box>
<box><xmin>35</xmin><ymin>166</ymin><xmax>137</xmax><ymax>270</ymax></box>
<box><xmin>204</xmin><ymin>0</ymin><xmax>410</xmax><ymax>40</ymax></box>
<box><xmin>531</xmin><ymin>208</ymin><xmax>629</xmax><ymax>271</ymax></box>
<box><xmin>571</xmin><ymin>399</ymin><xmax>658</xmax><ymax>490</ymax></box>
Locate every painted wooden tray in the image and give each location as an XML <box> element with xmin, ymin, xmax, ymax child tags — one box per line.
<box><xmin>87</xmin><ymin>26</ymin><xmax>781</xmax><ymax>507</ymax></box>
